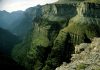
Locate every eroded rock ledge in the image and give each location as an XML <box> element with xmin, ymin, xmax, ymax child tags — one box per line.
<box><xmin>56</xmin><ymin>37</ymin><xmax>100</xmax><ymax>70</ymax></box>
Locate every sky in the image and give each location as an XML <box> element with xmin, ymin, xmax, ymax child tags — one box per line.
<box><xmin>0</xmin><ymin>0</ymin><xmax>58</xmax><ymax>12</ymax></box>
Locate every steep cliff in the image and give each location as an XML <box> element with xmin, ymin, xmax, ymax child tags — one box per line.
<box><xmin>42</xmin><ymin>2</ymin><xmax>100</xmax><ymax>70</ymax></box>
<box><xmin>57</xmin><ymin>0</ymin><xmax>100</xmax><ymax>3</ymax></box>
<box><xmin>12</xmin><ymin>3</ymin><xmax>76</xmax><ymax>70</ymax></box>
<box><xmin>12</xmin><ymin>1</ymin><xmax>100</xmax><ymax>70</ymax></box>
<box><xmin>56</xmin><ymin>37</ymin><xmax>100</xmax><ymax>70</ymax></box>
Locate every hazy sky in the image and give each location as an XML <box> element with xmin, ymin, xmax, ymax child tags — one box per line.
<box><xmin>0</xmin><ymin>0</ymin><xmax>58</xmax><ymax>12</ymax></box>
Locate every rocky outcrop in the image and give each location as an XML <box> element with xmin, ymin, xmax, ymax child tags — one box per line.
<box><xmin>56</xmin><ymin>37</ymin><xmax>100</xmax><ymax>70</ymax></box>
<box><xmin>12</xmin><ymin>4</ymin><xmax>76</xmax><ymax>70</ymax></box>
<box><xmin>57</xmin><ymin>0</ymin><xmax>100</xmax><ymax>4</ymax></box>
<box><xmin>42</xmin><ymin>2</ymin><xmax>100</xmax><ymax>70</ymax></box>
<box><xmin>41</xmin><ymin>4</ymin><xmax>76</xmax><ymax>21</ymax></box>
<box><xmin>12</xmin><ymin>1</ymin><xmax>100</xmax><ymax>70</ymax></box>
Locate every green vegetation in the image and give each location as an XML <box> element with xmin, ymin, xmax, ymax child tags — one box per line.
<box><xmin>77</xmin><ymin>63</ymin><xmax>87</xmax><ymax>70</ymax></box>
<box><xmin>11</xmin><ymin>1</ymin><xmax>100</xmax><ymax>70</ymax></box>
<box><xmin>12</xmin><ymin>18</ymin><xmax>67</xmax><ymax>70</ymax></box>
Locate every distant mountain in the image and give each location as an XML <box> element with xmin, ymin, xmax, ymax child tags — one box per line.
<box><xmin>9</xmin><ymin>5</ymin><xmax>42</xmax><ymax>39</ymax></box>
<box><xmin>0</xmin><ymin>11</ymin><xmax>10</xmax><ymax>28</ymax></box>
<box><xmin>0</xmin><ymin>10</ymin><xmax>24</xmax><ymax>29</ymax></box>
<box><xmin>0</xmin><ymin>28</ymin><xmax>20</xmax><ymax>55</ymax></box>
<box><xmin>0</xmin><ymin>5</ymin><xmax>41</xmax><ymax>39</ymax></box>
<box><xmin>0</xmin><ymin>10</ymin><xmax>25</xmax><ymax>38</ymax></box>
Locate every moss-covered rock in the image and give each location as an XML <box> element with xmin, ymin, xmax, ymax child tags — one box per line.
<box><xmin>42</xmin><ymin>2</ymin><xmax>100</xmax><ymax>70</ymax></box>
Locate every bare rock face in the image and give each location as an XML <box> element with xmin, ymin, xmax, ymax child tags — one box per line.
<box><xmin>77</xmin><ymin>2</ymin><xmax>100</xmax><ymax>18</ymax></box>
<box><xmin>41</xmin><ymin>4</ymin><xmax>77</xmax><ymax>21</ymax></box>
<box><xmin>56</xmin><ymin>38</ymin><xmax>100</xmax><ymax>70</ymax></box>
<box><xmin>12</xmin><ymin>1</ymin><xmax>100</xmax><ymax>70</ymax></box>
<box><xmin>57</xmin><ymin>0</ymin><xmax>85</xmax><ymax>4</ymax></box>
<box><xmin>57</xmin><ymin>0</ymin><xmax>100</xmax><ymax>4</ymax></box>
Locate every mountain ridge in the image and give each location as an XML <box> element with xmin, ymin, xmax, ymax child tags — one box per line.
<box><xmin>11</xmin><ymin>1</ymin><xmax>100</xmax><ymax>70</ymax></box>
<box><xmin>0</xmin><ymin>5</ymin><xmax>42</xmax><ymax>39</ymax></box>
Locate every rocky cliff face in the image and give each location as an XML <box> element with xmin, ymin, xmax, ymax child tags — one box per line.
<box><xmin>41</xmin><ymin>4</ymin><xmax>76</xmax><ymax>21</ymax></box>
<box><xmin>56</xmin><ymin>37</ymin><xmax>100</xmax><ymax>70</ymax></box>
<box><xmin>12</xmin><ymin>1</ymin><xmax>100</xmax><ymax>70</ymax></box>
<box><xmin>57</xmin><ymin>0</ymin><xmax>100</xmax><ymax>4</ymax></box>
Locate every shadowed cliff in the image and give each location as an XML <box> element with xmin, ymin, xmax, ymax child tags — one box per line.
<box><xmin>12</xmin><ymin>1</ymin><xmax>100</xmax><ymax>70</ymax></box>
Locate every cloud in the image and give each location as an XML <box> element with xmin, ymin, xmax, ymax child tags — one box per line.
<box><xmin>0</xmin><ymin>0</ymin><xmax>3</xmax><ymax>3</ymax></box>
<box><xmin>0</xmin><ymin>0</ymin><xmax>58</xmax><ymax>12</ymax></box>
<box><xmin>0</xmin><ymin>0</ymin><xmax>2</xmax><ymax>1</ymax></box>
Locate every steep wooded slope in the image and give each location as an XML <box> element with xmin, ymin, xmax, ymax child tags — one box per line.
<box><xmin>0</xmin><ymin>28</ymin><xmax>20</xmax><ymax>54</ymax></box>
<box><xmin>12</xmin><ymin>1</ymin><xmax>100</xmax><ymax>70</ymax></box>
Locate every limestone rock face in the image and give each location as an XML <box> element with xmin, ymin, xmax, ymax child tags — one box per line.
<box><xmin>12</xmin><ymin>1</ymin><xmax>100</xmax><ymax>70</ymax></box>
<box><xmin>57</xmin><ymin>0</ymin><xmax>85</xmax><ymax>4</ymax></box>
<box><xmin>57</xmin><ymin>0</ymin><xmax>100</xmax><ymax>4</ymax></box>
<box><xmin>76</xmin><ymin>2</ymin><xmax>100</xmax><ymax>18</ymax></box>
<box><xmin>56</xmin><ymin>38</ymin><xmax>100</xmax><ymax>70</ymax></box>
<box><xmin>41</xmin><ymin>4</ymin><xmax>76</xmax><ymax>21</ymax></box>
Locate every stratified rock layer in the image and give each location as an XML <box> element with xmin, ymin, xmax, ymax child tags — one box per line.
<box><xmin>12</xmin><ymin>1</ymin><xmax>100</xmax><ymax>70</ymax></box>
